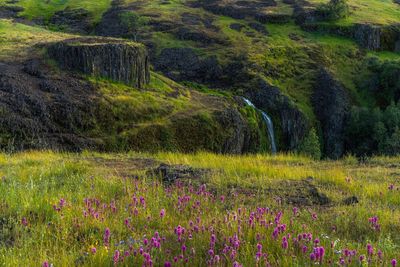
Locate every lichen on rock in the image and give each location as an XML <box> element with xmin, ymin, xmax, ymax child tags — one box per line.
<box><xmin>48</xmin><ymin>37</ymin><xmax>150</xmax><ymax>88</ymax></box>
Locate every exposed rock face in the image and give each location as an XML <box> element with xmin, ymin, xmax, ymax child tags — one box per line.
<box><xmin>353</xmin><ymin>24</ymin><xmax>381</xmax><ymax>50</ymax></box>
<box><xmin>49</xmin><ymin>7</ymin><xmax>92</xmax><ymax>34</ymax></box>
<box><xmin>0</xmin><ymin>61</ymin><xmax>99</xmax><ymax>151</ymax></box>
<box><xmin>154</xmin><ymin>47</ymin><xmax>222</xmax><ymax>83</ymax></box>
<box><xmin>48</xmin><ymin>38</ymin><xmax>150</xmax><ymax>88</ymax></box>
<box><xmin>312</xmin><ymin>69</ymin><xmax>350</xmax><ymax>159</ymax></box>
<box><xmin>245</xmin><ymin>79</ymin><xmax>309</xmax><ymax>151</ymax></box>
<box><xmin>190</xmin><ymin>0</ymin><xmax>277</xmax><ymax>20</ymax></box>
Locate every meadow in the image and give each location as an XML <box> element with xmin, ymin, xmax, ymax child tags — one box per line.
<box><xmin>0</xmin><ymin>151</ymin><xmax>399</xmax><ymax>266</ymax></box>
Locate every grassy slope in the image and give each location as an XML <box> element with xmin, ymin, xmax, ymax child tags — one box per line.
<box><xmin>308</xmin><ymin>0</ymin><xmax>400</xmax><ymax>26</ymax></box>
<box><xmin>0</xmin><ymin>19</ymin><xmax>252</xmax><ymax>153</ymax></box>
<box><xmin>2</xmin><ymin>0</ymin><xmax>400</xmax><ymax>122</ymax></box>
<box><xmin>0</xmin><ymin>151</ymin><xmax>399</xmax><ymax>266</ymax></box>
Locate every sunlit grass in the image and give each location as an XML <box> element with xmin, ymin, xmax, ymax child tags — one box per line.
<box><xmin>1</xmin><ymin>151</ymin><xmax>399</xmax><ymax>265</ymax></box>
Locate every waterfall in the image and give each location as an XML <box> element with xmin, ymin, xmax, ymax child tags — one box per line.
<box><xmin>243</xmin><ymin>98</ymin><xmax>277</xmax><ymax>154</ymax></box>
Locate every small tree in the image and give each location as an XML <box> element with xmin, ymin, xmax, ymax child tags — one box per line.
<box><xmin>317</xmin><ymin>0</ymin><xmax>349</xmax><ymax>21</ymax></box>
<box><xmin>298</xmin><ymin>128</ymin><xmax>322</xmax><ymax>160</ymax></box>
<box><xmin>119</xmin><ymin>12</ymin><xmax>147</xmax><ymax>41</ymax></box>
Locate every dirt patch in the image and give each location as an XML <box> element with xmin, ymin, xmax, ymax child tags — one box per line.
<box><xmin>89</xmin><ymin>157</ymin><xmax>160</xmax><ymax>178</ymax></box>
<box><xmin>275</xmin><ymin>179</ymin><xmax>331</xmax><ymax>206</ymax></box>
<box><xmin>147</xmin><ymin>163</ymin><xmax>210</xmax><ymax>184</ymax></box>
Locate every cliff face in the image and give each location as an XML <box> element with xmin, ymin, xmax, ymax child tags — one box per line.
<box><xmin>312</xmin><ymin>69</ymin><xmax>350</xmax><ymax>159</ymax></box>
<box><xmin>48</xmin><ymin>38</ymin><xmax>150</xmax><ymax>88</ymax></box>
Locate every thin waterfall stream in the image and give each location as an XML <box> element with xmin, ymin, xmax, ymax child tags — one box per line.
<box><xmin>243</xmin><ymin>98</ymin><xmax>277</xmax><ymax>154</ymax></box>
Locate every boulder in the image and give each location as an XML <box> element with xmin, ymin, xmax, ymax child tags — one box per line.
<box><xmin>48</xmin><ymin>38</ymin><xmax>150</xmax><ymax>88</ymax></box>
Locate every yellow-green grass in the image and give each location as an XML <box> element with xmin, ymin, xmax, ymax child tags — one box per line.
<box><xmin>0</xmin><ymin>151</ymin><xmax>400</xmax><ymax>266</ymax></box>
<box><xmin>14</xmin><ymin>0</ymin><xmax>111</xmax><ymax>23</ymax></box>
<box><xmin>0</xmin><ymin>19</ymin><xmax>73</xmax><ymax>61</ymax></box>
<box><xmin>308</xmin><ymin>0</ymin><xmax>400</xmax><ymax>26</ymax></box>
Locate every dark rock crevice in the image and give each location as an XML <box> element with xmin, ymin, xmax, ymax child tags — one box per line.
<box><xmin>312</xmin><ymin>69</ymin><xmax>350</xmax><ymax>159</ymax></box>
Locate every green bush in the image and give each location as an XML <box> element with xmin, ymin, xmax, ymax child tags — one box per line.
<box><xmin>317</xmin><ymin>0</ymin><xmax>350</xmax><ymax>21</ymax></box>
<box><xmin>297</xmin><ymin>128</ymin><xmax>322</xmax><ymax>159</ymax></box>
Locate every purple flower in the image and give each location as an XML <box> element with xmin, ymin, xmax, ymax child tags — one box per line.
<box><xmin>164</xmin><ymin>261</ymin><xmax>171</xmax><ymax>267</ymax></box>
<box><xmin>310</xmin><ymin>253</ymin><xmax>316</xmax><ymax>261</ymax></box>
<box><xmin>104</xmin><ymin>228</ymin><xmax>111</xmax><ymax>247</ymax></box>
<box><xmin>113</xmin><ymin>250</ymin><xmax>120</xmax><ymax>264</ymax></box>
<box><xmin>160</xmin><ymin>209</ymin><xmax>165</xmax><ymax>218</ymax></box>
<box><xmin>42</xmin><ymin>261</ymin><xmax>49</xmax><ymax>267</ymax></box>
<box><xmin>392</xmin><ymin>259</ymin><xmax>397</xmax><ymax>267</ymax></box>
<box><xmin>91</xmin><ymin>247</ymin><xmax>97</xmax><ymax>254</ymax></box>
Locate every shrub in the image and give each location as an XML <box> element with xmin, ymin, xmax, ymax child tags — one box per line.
<box><xmin>297</xmin><ymin>128</ymin><xmax>322</xmax><ymax>159</ymax></box>
<box><xmin>316</xmin><ymin>0</ymin><xmax>350</xmax><ymax>21</ymax></box>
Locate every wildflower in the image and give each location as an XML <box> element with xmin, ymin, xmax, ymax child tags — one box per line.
<box><xmin>359</xmin><ymin>255</ymin><xmax>365</xmax><ymax>262</ymax></box>
<box><xmin>293</xmin><ymin>207</ymin><xmax>299</xmax><ymax>216</ymax></box>
<box><xmin>389</xmin><ymin>184</ymin><xmax>394</xmax><ymax>190</ymax></box>
<box><xmin>392</xmin><ymin>259</ymin><xmax>397</xmax><ymax>267</ymax></box>
<box><xmin>164</xmin><ymin>262</ymin><xmax>172</xmax><ymax>267</ymax></box>
<box><xmin>160</xmin><ymin>209</ymin><xmax>165</xmax><ymax>218</ymax></box>
<box><xmin>42</xmin><ymin>261</ymin><xmax>49</xmax><ymax>267</ymax></box>
<box><xmin>220</xmin><ymin>195</ymin><xmax>225</xmax><ymax>202</ymax></box>
<box><xmin>312</xmin><ymin>213</ymin><xmax>317</xmax><ymax>220</ymax></box>
<box><xmin>282</xmin><ymin>237</ymin><xmax>288</xmax><ymax>250</ymax></box>
<box><xmin>91</xmin><ymin>247</ymin><xmax>97</xmax><ymax>254</ymax></box>
<box><xmin>310</xmin><ymin>253</ymin><xmax>316</xmax><ymax>261</ymax></box>
<box><xmin>367</xmin><ymin>244</ymin><xmax>373</xmax><ymax>256</ymax></box>
<box><xmin>181</xmin><ymin>244</ymin><xmax>187</xmax><ymax>253</ymax></box>
<box><xmin>59</xmin><ymin>198</ymin><xmax>66</xmax><ymax>208</ymax></box>
<box><xmin>104</xmin><ymin>228</ymin><xmax>111</xmax><ymax>247</ymax></box>
<box><xmin>113</xmin><ymin>250</ymin><xmax>120</xmax><ymax>265</ymax></box>
<box><xmin>377</xmin><ymin>250</ymin><xmax>383</xmax><ymax>259</ymax></box>
<box><xmin>21</xmin><ymin>217</ymin><xmax>28</xmax><ymax>227</ymax></box>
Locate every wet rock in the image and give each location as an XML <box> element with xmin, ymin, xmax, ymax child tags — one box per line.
<box><xmin>147</xmin><ymin>163</ymin><xmax>209</xmax><ymax>184</ymax></box>
<box><xmin>246</xmin><ymin>78</ymin><xmax>309</xmax><ymax>151</ymax></box>
<box><xmin>48</xmin><ymin>37</ymin><xmax>150</xmax><ymax>88</ymax></box>
<box><xmin>342</xmin><ymin>196</ymin><xmax>359</xmax><ymax>205</ymax></box>
<box><xmin>312</xmin><ymin>69</ymin><xmax>350</xmax><ymax>159</ymax></box>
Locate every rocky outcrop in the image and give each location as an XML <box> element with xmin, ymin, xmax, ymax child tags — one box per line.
<box><xmin>154</xmin><ymin>47</ymin><xmax>222</xmax><ymax>83</ymax></box>
<box><xmin>245</xmin><ymin>79</ymin><xmax>309</xmax><ymax>151</ymax></box>
<box><xmin>48</xmin><ymin>38</ymin><xmax>150</xmax><ymax>88</ymax></box>
<box><xmin>312</xmin><ymin>69</ymin><xmax>350</xmax><ymax>159</ymax></box>
<box><xmin>353</xmin><ymin>24</ymin><xmax>381</xmax><ymax>50</ymax></box>
<box><xmin>352</xmin><ymin>24</ymin><xmax>400</xmax><ymax>51</ymax></box>
<box><xmin>49</xmin><ymin>7</ymin><xmax>92</xmax><ymax>33</ymax></box>
<box><xmin>0</xmin><ymin>61</ymin><xmax>99</xmax><ymax>151</ymax></box>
